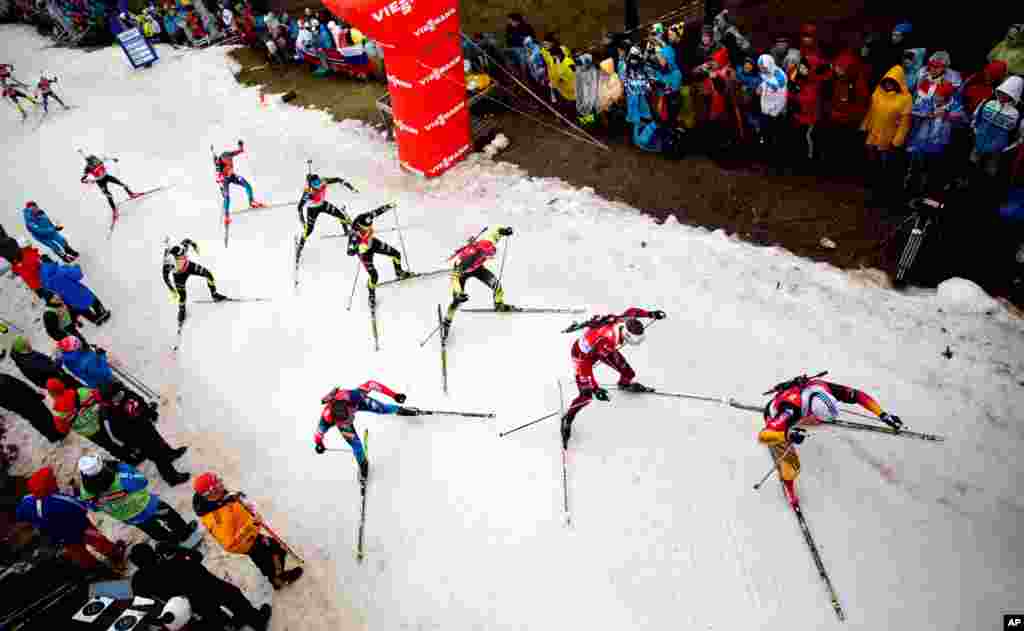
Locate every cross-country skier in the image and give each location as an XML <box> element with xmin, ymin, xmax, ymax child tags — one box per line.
<box><xmin>22</xmin><ymin>201</ymin><xmax>80</xmax><ymax>262</ymax></box>
<box><xmin>441</xmin><ymin>226</ymin><xmax>515</xmax><ymax>339</ymax></box>
<box><xmin>758</xmin><ymin>375</ymin><xmax>903</xmax><ymax>507</ymax></box>
<box><xmin>295</xmin><ymin>173</ymin><xmax>357</xmax><ymax>259</ymax></box>
<box><xmin>346</xmin><ymin>203</ymin><xmax>413</xmax><ymax>292</ymax></box>
<box><xmin>3</xmin><ymin>83</ymin><xmax>37</xmax><ymax>121</ymax></box>
<box><xmin>163</xmin><ymin>238</ymin><xmax>227</xmax><ymax>325</ymax></box>
<box><xmin>560</xmin><ymin>308</ymin><xmax>666</xmax><ymax>448</ymax></box>
<box><xmin>35</xmin><ymin>75</ymin><xmax>68</xmax><ymax>112</ymax></box>
<box><xmin>0</xmin><ymin>63</ymin><xmax>16</xmax><ymax>85</ymax></box>
<box><xmin>80</xmin><ymin>153</ymin><xmax>140</xmax><ymax>214</ymax></box>
<box><xmin>313</xmin><ymin>381</ymin><xmax>418</xmax><ymax>480</ymax></box>
<box><xmin>214</xmin><ymin>140</ymin><xmax>263</xmax><ymax>224</ymax></box>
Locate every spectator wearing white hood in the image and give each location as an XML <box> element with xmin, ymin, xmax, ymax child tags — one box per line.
<box><xmin>328</xmin><ymin>20</ymin><xmax>343</xmax><ymax>51</ymax></box>
<box><xmin>971</xmin><ymin>75</ymin><xmax>1022</xmax><ymax>180</ymax></box>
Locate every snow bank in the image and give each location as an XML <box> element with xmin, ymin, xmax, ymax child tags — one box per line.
<box><xmin>935</xmin><ymin>278</ymin><xmax>1002</xmax><ymax>314</ymax></box>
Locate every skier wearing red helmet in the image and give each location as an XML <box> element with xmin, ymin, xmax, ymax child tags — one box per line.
<box><xmin>313</xmin><ymin>381</ymin><xmax>419</xmax><ymax>480</ymax></box>
<box><xmin>561</xmin><ymin>307</ymin><xmax>666</xmax><ymax>447</ymax></box>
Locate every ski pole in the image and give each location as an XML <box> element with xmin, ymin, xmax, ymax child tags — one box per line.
<box><xmin>419</xmin><ymin>322</ymin><xmax>441</xmax><ymax>347</ymax></box>
<box><xmin>499</xmin><ymin>410</ymin><xmax>560</xmax><ymax>437</ymax></box>
<box><xmin>392</xmin><ymin>203</ymin><xmax>411</xmax><ymax>270</ymax></box>
<box><xmin>497</xmin><ymin>233</ymin><xmax>511</xmax><ymax>290</ymax></box>
<box><xmin>259</xmin><ymin>517</ymin><xmax>305</xmax><ymax>564</ymax></box>
<box><xmin>415</xmin><ymin>409</ymin><xmax>495</xmax><ymax>419</ymax></box>
<box><xmin>753</xmin><ymin>443</ymin><xmax>793</xmax><ymax>490</ymax></box>
<box><xmin>346</xmin><ymin>260</ymin><xmax>361</xmax><ymax>311</ymax></box>
<box><xmin>499</xmin><ymin>399</ymin><xmax>587</xmax><ymax>437</ymax></box>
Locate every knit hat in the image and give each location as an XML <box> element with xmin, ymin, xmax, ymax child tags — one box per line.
<box><xmin>11</xmin><ymin>336</ymin><xmax>30</xmax><ymax>354</ymax></box>
<box><xmin>27</xmin><ymin>467</ymin><xmax>58</xmax><ymax>498</ymax></box>
<box><xmin>799</xmin><ymin>23</ymin><xmax>817</xmax><ymax>37</ymax></box>
<box><xmin>193</xmin><ymin>471</ymin><xmax>223</xmax><ymax>496</ymax></box>
<box><xmin>927</xmin><ymin>51</ymin><xmax>950</xmax><ymax>69</ymax></box>
<box><xmin>58</xmin><ymin>337</ymin><xmax>80</xmax><ymax>352</ymax></box>
<box><xmin>78</xmin><ymin>454</ymin><xmax>102</xmax><ymax>477</ymax></box>
<box><xmin>45</xmin><ymin>377</ymin><xmax>66</xmax><ymax>395</ymax></box>
<box><xmin>893</xmin><ymin>22</ymin><xmax>913</xmax><ymax>35</ymax></box>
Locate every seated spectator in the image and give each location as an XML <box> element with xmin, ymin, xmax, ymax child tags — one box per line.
<box><xmin>906</xmin><ymin>82</ymin><xmax>963</xmax><ymax>194</ymax></box>
<box><xmin>989</xmin><ymin>23</ymin><xmax>1024</xmax><ymax>77</ymax></box>
<box><xmin>129</xmin><ymin>541</ymin><xmax>271</xmax><ymax>630</ymax></box>
<box><xmin>16</xmin><ymin>466</ymin><xmax>126</xmax><ymax>570</ymax></box>
<box><xmin>47</xmin><ymin>379</ymin><xmax>142</xmax><ymax>463</ymax></box>
<box><xmin>970</xmin><ymin>76</ymin><xmax>1022</xmax><ymax>188</ymax></box>
<box><xmin>0</xmin><ymin>373</ymin><xmax>65</xmax><ymax>443</ymax></box>
<box><xmin>861</xmin><ymin>65</ymin><xmax>912</xmax><ymax>208</ymax></box>
<box><xmin>192</xmin><ymin>472</ymin><xmax>303</xmax><ymax>590</ymax></box>
<box><xmin>43</xmin><ymin>293</ymin><xmax>88</xmax><ymax>347</ymax></box>
<box><xmin>54</xmin><ymin>335</ymin><xmax>112</xmax><ymax>388</ymax></box>
<box><xmin>6</xmin><ymin>244</ymin><xmax>52</xmax><ymax>300</ymax></box>
<box><xmin>76</xmin><ymin>454</ymin><xmax>197</xmax><ymax>543</ymax></box>
<box><xmin>38</xmin><ymin>259</ymin><xmax>110</xmax><ymax>324</ymax></box>
<box><xmin>9</xmin><ymin>335</ymin><xmax>78</xmax><ymax>391</ymax></box>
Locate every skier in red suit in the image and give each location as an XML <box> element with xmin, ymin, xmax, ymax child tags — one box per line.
<box><xmin>561</xmin><ymin>307</ymin><xmax>666</xmax><ymax>447</ymax></box>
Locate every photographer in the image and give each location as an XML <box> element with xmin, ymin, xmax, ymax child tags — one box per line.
<box><xmin>129</xmin><ymin>542</ymin><xmax>272</xmax><ymax>631</ymax></box>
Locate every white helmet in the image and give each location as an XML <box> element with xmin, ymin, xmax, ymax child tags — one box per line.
<box><xmin>159</xmin><ymin>596</ymin><xmax>192</xmax><ymax>631</ymax></box>
<box><xmin>802</xmin><ymin>384</ymin><xmax>838</xmax><ymax>422</ymax></box>
<box><xmin>621</xmin><ymin>318</ymin><xmax>646</xmax><ymax>346</ymax></box>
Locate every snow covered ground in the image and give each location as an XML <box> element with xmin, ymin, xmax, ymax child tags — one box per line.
<box><xmin>2</xmin><ymin>25</ymin><xmax>1023</xmax><ymax>630</ymax></box>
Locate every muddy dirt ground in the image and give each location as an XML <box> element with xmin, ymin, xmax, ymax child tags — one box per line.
<box><xmin>229</xmin><ymin>0</ymin><xmax>1023</xmax><ymax>303</ymax></box>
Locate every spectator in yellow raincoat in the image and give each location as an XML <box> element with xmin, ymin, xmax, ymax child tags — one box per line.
<box><xmin>861</xmin><ymin>65</ymin><xmax>912</xmax><ymax>207</ymax></box>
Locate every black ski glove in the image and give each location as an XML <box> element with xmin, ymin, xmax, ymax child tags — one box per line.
<box><xmin>343</xmin><ymin>180</ymin><xmax>358</xmax><ymax>193</ymax></box>
<box><xmin>879</xmin><ymin>412</ymin><xmax>903</xmax><ymax>431</ymax></box>
<box><xmin>394</xmin><ymin>393</ymin><xmax>407</xmax><ymax>404</ymax></box>
<box><xmin>498</xmin><ymin>227</ymin><xmax>513</xmax><ymax>236</ymax></box>
<box><xmin>787</xmin><ymin>427</ymin><xmax>807</xmax><ymax>445</ymax></box>
<box><xmin>396</xmin><ymin>406</ymin><xmax>419</xmax><ymax>416</ymax></box>
<box><xmin>314</xmin><ymin>443</ymin><xmax>325</xmax><ymax>454</ymax></box>
<box><xmin>80</xmin><ymin>176</ymin><xmax>87</xmax><ymax>183</ymax></box>
<box><xmin>651</xmin><ymin>310</ymin><xmax>666</xmax><ymax>320</ymax></box>
<box><xmin>592</xmin><ymin>387</ymin><xmax>609</xmax><ymax>402</ymax></box>
<box><xmin>238</xmin><ymin>140</ymin><xmax>244</xmax><ymax>149</ymax></box>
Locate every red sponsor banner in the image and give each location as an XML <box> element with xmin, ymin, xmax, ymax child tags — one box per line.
<box><xmin>322</xmin><ymin>0</ymin><xmax>470</xmax><ymax>178</ymax></box>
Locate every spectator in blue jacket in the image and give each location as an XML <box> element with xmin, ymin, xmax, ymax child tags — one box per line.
<box><xmin>971</xmin><ymin>76</ymin><xmax>1021</xmax><ymax>181</ymax></box>
<box><xmin>39</xmin><ymin>260</ymin><xmax>110</xmax><ymax>324</ymax></box>
<box><xmin>16</xmin><ymin>466</ymin><xmax>126</xmax><ymax>570</ymax></box>
<box><xmin>22</xmin><ymin>201</ymin><xmax>79</xmax><ymax>263</ymax></box>
<box><xmin>55</xmin><ymin>335</ymin><xmax>113</xmax><ymax>388</ymax></box>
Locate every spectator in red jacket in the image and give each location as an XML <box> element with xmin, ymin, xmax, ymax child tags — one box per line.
<box><xmin>787</xmin><ymin>24</ymin><xmax>831</xmax><ymax>170</ymax></box>
<box><xmin>822</xmin><ymin>50</ymin><xmax>871</xmax><ymax>167</ymax></box>
<box><xmin>8</xmin><ymin>245</ymin><xmax>53</xmax><ymax>300</ymax></box>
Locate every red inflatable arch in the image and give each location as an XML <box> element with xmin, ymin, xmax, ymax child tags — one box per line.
<box><xmin>322</xmin><ymin>0</ymin><xmax>471</xmax><ymax>178</ymax></box>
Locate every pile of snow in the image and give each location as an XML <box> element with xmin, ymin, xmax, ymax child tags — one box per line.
<box><xmin>484</xmin><ymin>133</ymin><xmax>510</xmax><ymax>158</ymax></box>
<box><xmin>1</xmin><ymin>25</ymin><xmax>1022</xmax><ymax>631</ymax></box>
<box><xmin>934</xmin><ymin>278</ymin><xmax>1001</xmax><ymax>314</ymax></box>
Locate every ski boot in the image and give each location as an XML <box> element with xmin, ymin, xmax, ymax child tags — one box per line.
<box><xmin>168</xmin><ymin>446</ymin><xmax>188</xmax><ymax>462</ymax></box>
<box><xmin>273</xmin><ymin>567</ymin><xmax>304</xmax><ymax>590</ymax></box>
<box><xmin>161</xmin><ymin>468</ymin><xmax>191</xmax><ymax>487</ymax></box>
<box><xmin>441</xmin><ymin>318</ymin><xmax>452</xmax><ymax>342</ymax></box>
<box><xmin>223</xmin><ymin>214</ymin><xmax>232</xmax><ymax>225</ymax></box>
<box><xmin>211</xmin><ymin>292</ymin><xmax>229</xmax><ymax>303</ymax></box>
<box><xmin>452</xmin><ymin>292</ymin><xmax>469</xmax><ymax>306</ymax></box>
<box><xmin>250</xmin><ymin>604</ymin><xmax>272</xmax><ymax>631</ymax></box>
<box><xmin>494</xmin><ymin>302</ymin><xmax>517</xmax><ymax>312</ymax></box>
<box><xmin>128</xmin><ymin>191</ymin><xmax>143</xmax><ymax>199</ymax></box>
<box><xmin>359</xmin><ymin>459</ymin><xmax>370</xmax><ymax>481</ymax></box>
<box><xmin>618</xmin><ymin>382</ymin><xmax>654</xmax><ymax>393</ymax></box>
<box><xmin>560</xmin><ymin>414</ymin><xmax>573</xmax><ymax>450</ymax></box>
<box><xmin>395</xmin><ymin>268</ymin><xmax>414</xmax><ymax>281</ymax></box>
<box><xmin>63</xmin><ymin>244</ymin><xmax>80</xmax><ymax>260</ymax></box>
<box><xmin>249</xmin><ymin>200</ymin><xmax>266</xmax><ymax>209</ymax></box>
